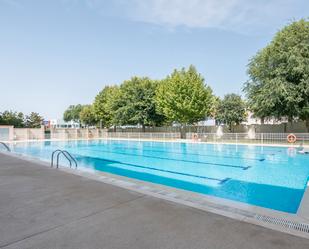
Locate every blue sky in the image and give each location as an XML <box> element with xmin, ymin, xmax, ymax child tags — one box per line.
<box><xmin>0</xmin><ymin>0</ymin><xmax>308</xmax><ymax>119</ymax></box>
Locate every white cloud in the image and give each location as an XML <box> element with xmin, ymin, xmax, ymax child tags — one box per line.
<box><xmin>123</xmin><ymin>0</ymin><xmax>301</xmax><ymax>33</ymax></box>
<box><xmin>67</xmin><ymin>0</ymin><xmax>306</xmax><ymax>34</ymax></box>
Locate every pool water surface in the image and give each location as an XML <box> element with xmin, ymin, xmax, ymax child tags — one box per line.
<box><xmin>9</xmin><ymin>139</ymin><xmax>309</xmax><ymax>213</ymax></box>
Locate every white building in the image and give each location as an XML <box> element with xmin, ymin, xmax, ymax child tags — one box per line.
<box><xmin>244</xmin><ymin>112</ymin><xmax>285</xmax><ymax>125</ymax></box>
<box><xmin>49</xmin><ymin>119</ymin><xmax>80</xmax><ymax>128</ymax></box>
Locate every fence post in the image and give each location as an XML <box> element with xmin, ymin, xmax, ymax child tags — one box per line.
<box><xmin>9</xmin><ymin>126</ymin><xmax>14</xmax><ymax>141</ymax></box>
<box><xmin>26</xmin><ymin>129</ymin><xmax>29</xmax><ymax>140</ymax></box>
<box><xmin>261</xmin><ymin>133</ymin><xmax>263</xmax><ymax>145</ymax></box>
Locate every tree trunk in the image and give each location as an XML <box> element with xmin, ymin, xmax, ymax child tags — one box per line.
<box><xmin>142</xmin><ymin>124</ymin><xmax>146</xmax><ymax>132</ymax></box>
<box><xmin>180</xmin><ymin>124</ymin><xmax>186</xmax><ymax>139</ymax></box>
<box><xmin>261</xmin><ymin>117</ymin><xmax>265</xmax><ymax>124</ymax></box>
<box><xmin>283</xmin><ymin>123</ymin><xmax>287</xmax><ymax>133</ymax></box>
<box><xmin>229</xmin><ymin>123</ymin><xmax>232</xmax><ymax>132</ymax></box>
<box><xmin>287</xmin><ymin>117</ymin><xmax>293</xmax><ymax>133</ymax></box>
<box><xmin>113</xmin><ymin>125</ymin><xmax>116</xmax><ymax>132</ymax></box>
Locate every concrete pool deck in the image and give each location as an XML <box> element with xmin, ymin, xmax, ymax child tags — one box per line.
<box><xmin>1</xmin><ymin>154</ymin><xmax>309</xmax><ymax>249</ymax></box>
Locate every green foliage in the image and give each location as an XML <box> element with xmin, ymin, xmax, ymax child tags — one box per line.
<box><xmin>80</xmin><ymin>105</ymin><xmax>97</xmax><ymax>126</ymax></box>
<box><xmin>114</xmin><ymin>77</ymin><xmax>165</xmax><ymax>128</ymax></box>
<box><xmin>25</xmin><ymin>112</ymin><xmax>43</xmax><ymax>128</ymax></box>
<box><xmin>156</xmin><ymin>65</ymin><xmax>214</xmax><ymax>125</ymax></box>
<box><xmin>210</xmin><ymin>96</ymin><xmax>220</xmax><ymax>119</ymax></box>
<box><xmin>0</xmin><ymin>111</ymin><xmax>44</xmax><ymax>128</ymax></box>
<box><xmin>63</xmin><ymin>104</ymin><xmax>84</xmax><ymax>123</ymax></box>
<box><xmin>0</xmin><ymin>111</ymin><xmax>25</xmax><ymax>128</ymax></box>
<box><xmin>93</xmin><ymin>86</ymin><xmax>120</xmax><ymax>128</ymax></box>
<box><xmin>244</xmin><ymin>19</ymin><xmax>309</xmax><ymax>128</ymax></box>
<box><xmin>216</xmin><ymin>94</ymin><xmax>247</xmax><ymax>131</ymax></box>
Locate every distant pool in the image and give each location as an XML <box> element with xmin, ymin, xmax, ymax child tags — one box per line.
<box><xmin>8</xmin><ymin>139</ymin><xmax>309</xmax><ymax>213</ymax></box>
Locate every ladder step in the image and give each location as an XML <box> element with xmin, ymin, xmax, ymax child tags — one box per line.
<box><xmin>51</xmin><ymin>149</ymin><xmax>77</xmax><ymax>169</ymax></box>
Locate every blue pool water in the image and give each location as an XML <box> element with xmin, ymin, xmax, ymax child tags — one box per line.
<box><xmin>7</xmin><ymin>139</ymin><xmax>309</xmax><ymax>213</ymax></box>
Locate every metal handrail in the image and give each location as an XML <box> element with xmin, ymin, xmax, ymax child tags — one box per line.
<box><xmin>59</xmin><ymin>150</ymin><xmax>78</xmax><ymax>169</ymax></box>
<box><xmin>51</xmin><ymin>149</ymin><xmax>77</xmax><ymax>169</ymax></box>
<box><xmin>0</xmin><ymin>142</ymin><xmax>10</xmax><ymax>152</ymax></box>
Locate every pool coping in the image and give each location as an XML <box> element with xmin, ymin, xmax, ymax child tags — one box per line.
<box><xmin>1</xmin><ymin>150</ymin><xmax>309</xmax><ymax>239</ymax></box>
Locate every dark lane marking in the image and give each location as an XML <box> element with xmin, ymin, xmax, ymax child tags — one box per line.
<box><xmin>83</xmin><ymin>143</ymin><xmax>266</xmax><ymax>162</ymax></box>
<box><xmin>105</xmin><ymin>144</ymin><xmax>290</xmax><ymax>163</ymax></box>
<box><xmin>77</xmin><ymin>155</ymin><xmax>229</xmax><ymax>184</ymax></box>
<box><xmin>75</xmin><ymin>148</ymin><xmax>252</xmax><ymax>170</ymax></box>
<box><xmin>219</xmin><ymin>178</ymin><xmax>231</xmax><ymax>184</ymax></box>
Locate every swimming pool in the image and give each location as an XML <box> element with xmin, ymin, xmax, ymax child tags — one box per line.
<box><xmin>7</xmin><ymin>139</ymin><xmax>309</xmax><ymax>213</ymax></box>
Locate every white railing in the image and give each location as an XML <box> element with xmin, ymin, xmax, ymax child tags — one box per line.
<box><xmin>186</xmin><ymin>132</ymin><xmax>309</xmax><ymax>145</ymax></box>
<box><xmin>105</xmin><ymin>132</ymin><xmax>181</xmax><ymax>140</ymax></box>
<box><xmin>47</xmin><ymin>129</ymin><xmax>309</xmax><ymax>145</ymax></box>
<box><xmin>49</xmin><ymin>130</ymin><xmax>181</xmax><ymax>140</ymax></box>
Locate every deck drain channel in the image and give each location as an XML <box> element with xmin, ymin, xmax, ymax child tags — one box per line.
<box><xmin>254</xmin><ymin>214</ymin><xmax>309</xmax><ymax>233</ymax></box>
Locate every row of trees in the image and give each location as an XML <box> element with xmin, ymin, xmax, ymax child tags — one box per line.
<box><xmin>64</xmin><ymin>66</ymin><xmax>247</xmax><ymax>132</ymax></box>
<box><xmin>63</xmin><ymin>19</ymin><xmax>309</xmax><ymax>132</ymax></box>
<box><xmin>0</xmin><ymin>111</ymin><xmax>44</xmax><ymax>128</ymax></box>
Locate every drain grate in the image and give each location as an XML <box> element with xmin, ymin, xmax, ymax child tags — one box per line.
<box><xmin>255</xmin><ymin>214</ymin><xmax>309</xmax><ymax>233</ymax></box>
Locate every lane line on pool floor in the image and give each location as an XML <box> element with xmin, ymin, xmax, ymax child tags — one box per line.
<box><xmin>74</xmin><ymin>148</ymin><xmax>252</xmax><ymax>170</ymax></box>
<box><xmin>75</xmin><ymin>155</ymin><xmax>231</xmax><ymax>184</ymax></box>
<box><xmin>80</xmin><ymin>143</ymin><xmax>267</xmax><ymax>162</ymax></box>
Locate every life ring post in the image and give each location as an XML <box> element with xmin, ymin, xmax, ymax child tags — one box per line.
<box><xmin>192</xmin><ymin>133</ymin><xmax>198</xmax><ymax>141</ymax></box>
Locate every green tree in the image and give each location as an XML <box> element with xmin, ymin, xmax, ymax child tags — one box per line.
<box><xmin>215</xmin><ymin>94</ymin><xmax>247</xmax><ymax>131</ymax></box>
<box><xmin>80</xmin><ymin>105</ymin><xmax>97</xmax><ymax>126</ymax></box>
<box><xmin>244</xmin><ymin>19</ymin><xmax>309</xmax><ymax>130</ymax></box>
<box><xmin>25</xmin><ymin>112</ymin><xmax>43</xmax><ymax>128</ymax></box>
<box><xmin>156</xmin><ymin>65</ymin><xmax>214</xmax><ymax>137</ymax></box>
<box><xmin>93</xmin><ymin>86</ymin><xmax>120</xmax><ymax>128</ymax></box>
<box><xmin>0</xmin><ymin>111</ymin><xmax>25</xmax><ymax>128</ymax></box>
<box><xmin>63</xmin><ymin>104</ymin><xmax>84</xmax><ymax>123</ymax></box>
<box><xmin>114</xmin><ymin>77</ymin><xmax>165</xmax><ymax>131</ymax></box>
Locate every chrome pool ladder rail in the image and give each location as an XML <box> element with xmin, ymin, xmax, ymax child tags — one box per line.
<box><xmin>0</xmin><ymin>142</ymin><xmax>10</xmax><ymax>152</ymax></box>
<box><xmin>51</xmin><ymin>149</ymin><xmax>78</xmax><ymax>169</ymax></box>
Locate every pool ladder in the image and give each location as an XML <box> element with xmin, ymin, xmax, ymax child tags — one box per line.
<box><xmin>51</xmin><ymin>150</ymin><xmax>78</xmax><ymax>169</ymax></box>
<box><xmin>0</xmin><ymin>142</ymin><xmax>10</xmax><ymax>152</ymax></box>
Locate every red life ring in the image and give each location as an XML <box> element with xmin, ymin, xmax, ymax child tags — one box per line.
<box><xmin>287</xmin><ymin>134</ymin><xmax>297</xmax><ymax>143</ymax></box>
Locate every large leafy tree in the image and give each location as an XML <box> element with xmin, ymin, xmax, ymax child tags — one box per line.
<box><xmin>156</xmin><ymin>65</ymin><xmax>214</xmax><ymax>134</ymax></box>
<box><xmin>114</xmin><ymin>77</ymin><xmax>165</xmax><ymax>130</ymax></box>
<box><xmin>80</xmin><ymin>105</ymin><xmax>97</xmax><ymax>127</ymax></box>
<box><xmin>25</xmin><ymin>112</ymin><xmax>43</xmax><ymax>128</ymax></box>
<box><xmin>93</xmin><ymin>86</ymin><xmax>120</xmax><ymax>128</ymax></box>
<box><xmin>0</xmin><ymin>111</ymin><xmax>25</xmax><ymax>128</ymax></box>
<box><xmin>63</xmin><ymin>104</ymin><xmax>84</xmax><ymax>123</ymax></box>
<box><xmin>215</xmin><ymin>94</ymin><xmax>247</xmax><ymax>131</ymax></box>
<box><xmin>244</xmin><ymin>19</ymin><xmax>309</xmax><ymax>130</ymax></box>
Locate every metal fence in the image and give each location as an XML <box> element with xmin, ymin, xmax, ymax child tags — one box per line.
<box><xmin>50</xmin><ymin>128</ymin><xmax>104</xmax><ymax>140</ymax></box>
<box><xmin>49</xmin><ymin>129</ymin><xmax>309</xmax><ymax>145</ymax></box>
<box><xmin>105</xmin><ymin>132</ymin><xmax>181</xmax><ymax>140</ymax></box>
<box><xmin>186</xmin><ymin>132</ymin><xmax>309</xmax><ymax>145</ymax></box>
